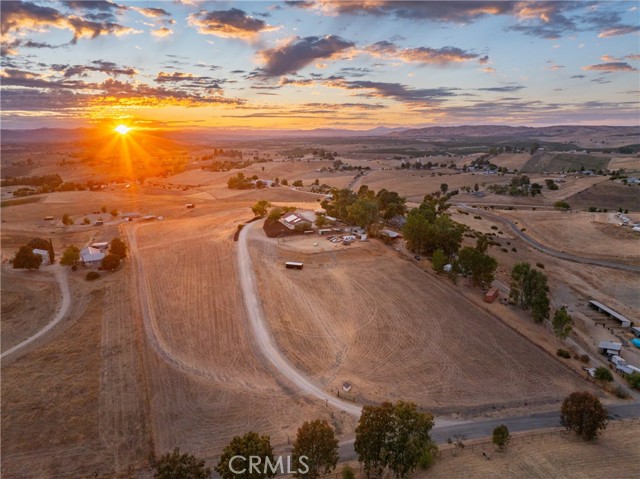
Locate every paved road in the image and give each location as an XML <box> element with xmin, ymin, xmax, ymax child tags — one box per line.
<box><xmin>457</xmin><ymin>204</ymin><xmax>640</xmax><ymax>274</ymax></box>
<box><xmin>1</xmin><ymin>264</ymin><xmax>71</xmax><ymax>360</ymax></box>
<box><xmin>337</xmin><ymin>401</ymin><xmax>640</xmax><ymax>460</ymax></box>
<box><xmin>237</xmin><ymin>220</ymin><xmax>363</xmax><ymax>417</ymax></box>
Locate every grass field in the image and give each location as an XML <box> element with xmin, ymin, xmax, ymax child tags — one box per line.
<box><xmin>566</xmin><ymin>182</ymin><xmax>640</xmax><ymax>211</ymax></box>
<box><xmin>521</xmin><ymin>153</ymin><xmax>611</xmax><ymax>174</ymax></box>
<box><xmin>250</xmin><ymin>231</ymin><xmax>596</xmax><ymax>414</ymax></box>
<box><xmin>417</xmin><ymin>421</ymin><xmax>640</xmax><ymax>479</ymax></box>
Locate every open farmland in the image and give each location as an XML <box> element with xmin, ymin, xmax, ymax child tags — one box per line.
<box><xmin>126</xmin><ymin>210</ymin><xmax>357</xmax><ymax>457</ymax></box>
<box><xmin>249</xmin><ymin>228</ymin><xmax>596</xmax><ymax>415</ymax></box>
<box><xmin>417</xmin><ymin>422</ymin><xmax>640</xmax><ymax>479</ymax></box>
<box><xmin>566</xmin><ymin>181</ymin><xmax>640</xmax><ymax>211</ymax></box>
<box><xmin>352</xmin><ymin>170</ymin><xmax>511</xmax><ymax>203</ymax></box>
<box><xmin>494</xmin><ymin>210</ymin><xmax>640</xmax><ymax>263</ymax></box>
<box><xmin>521</xmin><ymin>152</ymin><xmax>611</xmax><ymax>174</ymax></box>
<box><xmin>1</xmin><ymin>269</ymin><xmax>59</xmax><ymax>352</ymax></box>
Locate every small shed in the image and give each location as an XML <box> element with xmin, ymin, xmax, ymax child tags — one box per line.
<box><xmin>44</xmin><ymin>216</ymin><xmax>54</xmax><ymax>221</ymax></box>
<box><xmin>342</xmin><ymin>382</ymin><xmax>352</xmax><ymax>392</ymax></box>
<box><xmin>598</xmin><ymin>340</ymin><xmax>622</xmax><ymax>357</ymax></box>
<box><xmin>484</xmin><ymin>288</ymin><xmax>499</xmax><ymax>303</ymax></box>
<box><xmin>631</xmin><ymin>326</ymin><xmax>640</xmax><ymax>338</ymax></box>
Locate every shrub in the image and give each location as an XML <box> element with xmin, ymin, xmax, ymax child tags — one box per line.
<box><xmin>556</xmin><ymin>349</ymin><xmax>571</xmax><ymax>359</ymax></box>
<box><xmin>501</xmin><ymin>248</ymin><xmax>508</xmax><ymax>253</ymax></box>
<box><xmin>341</xmin><ymin>465</ymin><xmax>355</xmax><ymax>479</ymax></box>
<box><xmin>536</xmin><ymin>262</ymin><xmax>545</xmax><ymax>269</ymax></box>
<box><xmin>474</xmin><ymin>215</ymin><xmax>482</xmax><ymax>220</ymax></box>
<box><xmin>71</xmin><ymin>265</ymin><xmax>77</xmax><ymax>271</ymax></box>
<box><xmin>579</xmin><ymin>354</ymin><xmax>590</xmax><ymax>363</ymax></box>
<box><xmin>626</xmin><ymin>371</ymin><xmax>640</xmax><ymax>391</ymax></box>
<box><xmin>613</xmin><ymin>386</ymin><xmax>631</xmax><ymax>399</ymax></box>
<box><xmin>511</xmin><ymin>247</ymin><xmax>517</xmax><ymax>252</ymax></box>
<box><xmin>490</xmin><ymin>225</ymin><xmax>498</xmax><ymax>230</ymax></box>
<box><xmin>83</xmin><ymin>217</ymin><xmax>90</xmax><ymax>224</ymax></box>
<box><xmin>86</xmin><ymin>271</ymin><xmax>100</xmax><ymax>281</ymax></box>
<box><xmin>554</xmin><ymin>200</ymin><xmax>570</xmax><ymax>210</ymax></box>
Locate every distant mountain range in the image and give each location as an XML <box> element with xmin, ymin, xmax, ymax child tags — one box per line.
<box><xmin>2</xmin><ymin>124</ymin><xmax>638</xmax><ymax>144</ymax></box>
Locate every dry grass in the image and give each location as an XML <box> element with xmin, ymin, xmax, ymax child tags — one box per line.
<box><xmin>497</xmin><ymin>210</ymin><xmax>640</xmax><ymax>262</ymax></box>
<box><xmin>418</xmin><ymin>422</ymin><xmax>640</xmax><ymax>479</ymax></box>
<box><xmin>608</xmin><ymin>156</ymin><xmax>640</xmax><ymax>172</ymax></box>
<box><xmin>128</xmin><ymin>210</ymin><xmax>357</xmax><ymax>458</ymax></box>
<box><xmin>490</xmin><ymin>153</ymin><xmax>532</xmax><ymax>170</ymax></box>
<box><xmin>1</xmin><ymin>268</ymin><xmax>58</xmax><ymax>351</ymax></box>
<box><xmin>250</xmin><ymin>233</ymin><xmax>595</xmax><ymax>414</ymax></box>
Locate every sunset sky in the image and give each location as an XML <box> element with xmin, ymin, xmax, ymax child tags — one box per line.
<box><xmin>1</xmin><ymin>1</ymin><xmax>639</xmax><ymax>130</ymax></box>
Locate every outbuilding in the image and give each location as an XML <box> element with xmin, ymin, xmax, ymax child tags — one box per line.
<box><xmin>631</xmin><ymin>326</ymin><xmax>640</xmax><ymax>338</ymax></box>
<box><xmin>91</xmin><ymin>242</ymin><xmax>109</xmax><ymax>251</ymax></box>
<box><xmin>484</xmin><ymin>288</ymin><xmax>499</xmax><ymax>303</ymax></box>
<box><xmin>589</xmin><ymin>300</ymin><xmax>631</xmax><ymax>328</ymax></box>
<box><xmin>598</xmin><ymin>340</ymin><xmax>622</xmax><ymax>357</ymax></box>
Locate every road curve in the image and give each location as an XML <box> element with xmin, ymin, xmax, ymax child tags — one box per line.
<box><xmin>1</xmin><ymin>264</ymin><xmax>71</xmax><ymax>360</ymax></box>
<box><xmin>457</xmin><ymin>204</ymin><xmax>640</xmax><ymax>274</ymax></box>
<box><xmin>237</xmin><ymin>220</ymin><xmax>363</xmax><ymax>417</ymax></box>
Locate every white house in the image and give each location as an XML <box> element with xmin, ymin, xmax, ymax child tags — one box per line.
<box><xmin>32</xmin><ymin>249</ymin><xmax>50</xmax><ymax>265</ymax></box>
<box><xmin>80</xmin><ymin>247</ymin><xmax>105</xmax><ymax>267</ymax></box>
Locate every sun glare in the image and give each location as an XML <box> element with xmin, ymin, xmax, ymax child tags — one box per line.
<box><xmin>115</xmin><ymin>124</ymin><xmax>131</xmax><ymax>135</ymax></box>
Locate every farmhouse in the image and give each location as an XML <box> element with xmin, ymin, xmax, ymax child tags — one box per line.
<box><xmin>598</xmin><ymin>340</ymin><xmax>622</xmax><ymax>357</ymax></box>
<box><xmin>589</xmin><ymin>300</ymin><xmax>631</xmax><ymax>328</ymax></box>
<box><xmin>32</xmin><ymin>249</ymin><xmax>50</xmax><ymax>265</ymax></box>
<box><xmin>80</xmin><ymin>247</ymin><xmax>105</xmax><ymax>267</ymax></box>
<box><xmin>281</xmin><ymin>211</ymin><xmax>315</xmax><ymax>230</ymax></box>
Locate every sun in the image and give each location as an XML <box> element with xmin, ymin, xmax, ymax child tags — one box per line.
<box><xmin>115</xmin><ymin>124</ymin><xmax>131</xmax><ymax>135</ymax></box>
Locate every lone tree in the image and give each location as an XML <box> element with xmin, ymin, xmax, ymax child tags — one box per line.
<box><xmin>492</xmin><ymin>424</ymin><xmax>511</xmax><ymax>450</ymax></box>
<box><xmin>216</xmin><ymin>431</ymin><xmax>275</xmax><ymax>479</ymax></box>
<box><xmin>100</xmin><ymin>253</ymin><xmax>121</xmax><ymax>271</ymax></box>
<box><xmin>60</xmin><ymin>245</ymin><xmax>80</xmax><ymax>266</ymax></box>
<box><xmin>560</xmin><ymin>391</ymin><xmax>607</xmax><ymax>440</ymax></box>
<box><xmin>252</xmin><ymin>200</ymin><xmax>271</xmax><ymax>217</ymax></box>
<box><xmin>13</xmin><ymin>245</ymin><xmax>43</xmax><ymax>269</ymax></box>
<box><xmin>292</xmin><ymin>420</ymin><xmax>339</xmax><ymax>479</ymax></box>
<box><xmin>552</xmin><ymin>307</ymin><xmax>573</xmax><ymax>340</ymax></box>
<box><xmin>110</xmin><ymin>237</ymin><xmax>127</xmax><ymax>259</ymax></box>
<box><xmin>594</xmin><ymin>367</ymin><xmax>614</xmax><ymax>383</ymax></box>
<box><xmin>62</xmin><ymin>213</ymin><xmax>74</xmax><ymax>225</ymax></box>
<box><xmin>154</xmin><ymin>447</ymin><xmax>210</xmax><ymax>479</ymax></box>
<box><xmin>355</xmin><ymin>401</ymin><xmax>434</xmax><ymax>479</ymax></box>
<box><xmin>268</xmin><ymin>207</ymin><xmax>283</xmax><ymax>221</ymax></box>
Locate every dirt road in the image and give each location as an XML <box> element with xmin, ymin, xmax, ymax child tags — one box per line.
<box><xmin>238</xmin><ymin>220</ymin><xmax>363</xmax><ymax>417</ymax></box>
<box><xmin>459</xmin><ymin>205</ymin><xmax>640</xmax><ymax>274</ymax></box>
<box><xmin>1</xmin><ymin>264</ymin><xmax>71</xmax><ymax>360</ymax></box>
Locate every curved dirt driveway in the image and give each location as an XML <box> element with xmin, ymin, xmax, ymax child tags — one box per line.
<box><xmin>237</xmin><ymin>220</ymin><xmax>363</xmax><ymax>417</ymax></box>
<box><xmin>1</xmin><ymin>264</ymin><xmax>71</xmax><ymax>360</ymax></box>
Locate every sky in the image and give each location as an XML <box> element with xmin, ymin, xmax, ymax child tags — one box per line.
<box><xmin>1</xmin><ymin>0</ymin><xmax>639</xmax><ymax>130</ymax></box>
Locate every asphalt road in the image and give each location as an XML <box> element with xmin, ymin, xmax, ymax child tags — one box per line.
<box><xmin>337</xmin><ymin>401</ymin><xmax>640</xmax><ymax>460</ymax></box>
<box><xmin>457</xmin><ymin>204</ymin><xmax>640</xmax><ymax>274</ymax></box>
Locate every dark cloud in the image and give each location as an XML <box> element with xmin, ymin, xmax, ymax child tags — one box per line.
<box><xmin>51</xmin><ymin>60</ymin><xmax>137</xmax><ymax>78</ymax></box>
<box><xmin>366</xmin><ymin>41</ymin><xmax>479</xmax><ymax>65</ymax></box>
<box><xmin>259</xmin><ymin>35</ymin><xmax>355</xmax><ymax>77</ymax></box>
<box><xmin>338</xmin><ymin>67</ymin><xmax>373</xmax><ymax>78</ymax></box>
<box><xmin>1</xmin><ymin>1</ymin><xmax>138</xmax><ymax>52</ymax></box>
<box><xmin>583</xmin><ymin>62</ymin><xmax>637</xmax><ymax>72</ymax></box>
<box><xmin>290</xmin><ymin>1</ymin><xmax>516</xmax><ymax>22</ymax></box>
<box><xmin>326</xmin><ymin>78</ymin><xmax>458</xmax><ymax>105</ymax></box>
<box><xmin>188</xmin><ymin>8</ymin><xmax>276</xmax><ymax>39</ymax></box>
<box><xmin>62</xmin><ymin>1</ymin><xmax>124</xmax><ymax>12</ymax></box>
<box><xmin>571</xmin><ymin>74</ymin><xmax>586</xmax><ymax>79</ymax></box>
<box><xmin>477</xmin><ymin>85</ymin><xmax>526</xmax><ymax>92</ymax></box>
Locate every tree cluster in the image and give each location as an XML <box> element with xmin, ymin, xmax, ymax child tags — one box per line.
<box><xmin>227</xmin><ymin>172</ymin><xmax>254</xmax><ymax>189</ymax></box>
<box><xmin>509</xmin><ymin>262</ymin><xmax>550</xmax><ymax>323</ymax></box>
<box><xmin>403</xmin><ymin>195</ymin><xmax>464</xmax><ymax>256</ymax></box>
<box><xmin>456</xmin><ymin>236</ymin><xmax>498</xmax><ymax>287</ymax></box>
<box><xmin>321</xmin><ymin>186</ymin><xmax>406</xmax><ymax>230</ymax></box>
<box><xmin>13</xmin><ymin>245</ymin><xmax>43</xmax><ymax>269</ymax></box>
